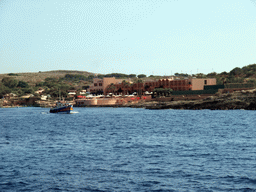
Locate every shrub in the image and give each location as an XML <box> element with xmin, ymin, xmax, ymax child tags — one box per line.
<box><xmin>138</xmin><ymin>74</ymin><xmax>147</xmax><ymax>78</ymax></box>
<box><xmin>128</xmin><ymin>74</ymin><xmax>136</xmax><ymax>78</ymax></box>
<box><xmin>17</xmin><ymin>81</ymin><xmax>29</xmax><ymax>88</ymax></box>
<box><xmin>0</xmin><ymin>85</ymin><xmax>11</xmax><ymax>98</ymax></box>
<box><xmin>1</xmin><ymin>77</ymin><xmax>18</xmax><ymax>88</ymax></box>
<box><xmin>8</xmin><ymin>73</ymin><xmax>18</xmax><ymax>76</ymax></box>
<box><xmin>22</xmin><ymin>88</ymin><xmax>34</xmax><ymax>94</ymax></box>
<box><xmin>230</xmin><ymin>67</ymin><xmax>242</xmax><ymax>76</ymax></box>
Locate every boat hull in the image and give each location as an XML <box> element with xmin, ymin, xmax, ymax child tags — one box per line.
<box><xmin>50</xmin><ymin>105</ymin><xmax>73</xmax><ymax>114</ymax></box>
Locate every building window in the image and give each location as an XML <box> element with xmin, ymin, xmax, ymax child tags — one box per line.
<box><xmin>99</xmin><ymin>83</ymin><xmax>102</xmax><ymax>86</ymax></box>
<box><xmin>204</xmin><ymin>80</ymin><xmax>207</xmax><ymax>85</ymax></box>
<box><xmin>94</xmin><ymin>83</ymin><xmax>97</xmax><ymax>86</ymax></box>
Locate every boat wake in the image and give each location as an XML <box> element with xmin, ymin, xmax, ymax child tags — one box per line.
<box><xmin>70</xmin><ymin>111</ymin><xmax>79</xmax><ymax>114</ymax></box>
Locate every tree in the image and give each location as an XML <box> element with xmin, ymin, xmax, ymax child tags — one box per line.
<box><xmin>0</xmin><ymin>85</ymin><xmax>11</xmax><ymax>98</ymax></box>
<box><xmin>207</xmin><ymin>72</ymin><xmax>217</xmax><ymax>77</ymax></box>
<box><xmin>107</xmin><ymin>83</ymin><xmax>116</xmax><ymax>91</ymax></box>
<box><xmin>144</xmin><ymin>85</ymin><xmax>150</xmax><ymax>90</ymax></box>
<box><xmin>15</xmin><ymin>89</ymin><xmax>24</xmax><ymax>97</ymax></box>
<box><xmin>45</xmin><ymin>87</ymin><xmax>68</xmax><ymax>98</ymax></box>
<box><xmin>174</xmin><ymin>73</ymin><xmax>189</xmax><ymax>77</ymax></box>
<box><xmin>97</xmin><ymin>75</ymin><xmax>104</xmax><ymax>79</ymax></box>
<box><xmin>17</xmin><ymin>81</ymin><xmax>29</xmax><ymax>88</ymax></box>
<box><xmin>245</xmin><ymin>71</ymin><xmax>254</xmax><ymax>78</ymax></box>
<box><xmin>122</xmin><ymin>80</ymin><xmax>130</xmax><ymax>86</ymax></box>
<box><xmin>226</xmin><ymin>75</ymin><xmax>235</xmax><ymax>83</ymax></box>
<box><xmin>233</xmin><ymin>77</ymin><xmax>244</xmax><ymax>83</ymax></box>
<box><xmin>87</xmin><ymin>75</ymin><xmax>95</xmax><ymax>80</ymax></box>
<box><xmin>8</xmin><ymin>73</ymin><xmax>18</xmax><ymax>76</ymax></box>
<box><xmin>43</xmin><ymin>80</ymin><xmax>58</xmax><ymax>88</ymax></box>
<box><xmin>153</xmin><ymin>88</ymin><xmax>173</xmax><ymax>97</ymax></box>
<box><xmin>36</xmin><ymin>82</ymin><xmax>44</xmax><ymax>87</ymax></box>
<box><xmin>129</xmin><ymin>74</ymin><xmax>136</xmax><ymax>78</ymax></box>
<box><xmin>76</xmin><ymin>88</ymin><xmax>82</xmax><ymax>95</ymax></box>
<box><xmin>247</xmin><ymin>79</ymin><xmax>256</xmax><ymax>85</ymax></box>
<box><xmin>1</xmin><ymin>77</ymin><xmax>18</xmax><ymax>88</ymax></box>
<box><xmin>196</xmin><ymin>73</ymin><xmax>206</xmax><ymax>78</ymax></box>
<box><xmin>22</xmin><ymin>88</ymin><xmax>34</xmax><ymax>94</ymax></box>
<box><xmin>138</xmin><ymin>74</ymin><xmax>146</xmax><ymax>78</ymax></box>
<box><xmin>45</xmin><ymin>77</ymin><xmax>58</xmax><ymax>82</ymax></box>
<box><xmin>230</xmin><ymin>67</ymin><xmax>242</xmax><ymax>76</ymax></box>
<box><xmin>216</xmin><ymin>77</ymin><xmax>224</xmax><ymax>85</ymax></box>
<box><xmin>220</xmin><ymin>71</ymin><xmax>228</xmax><ymax>76</ymax></box>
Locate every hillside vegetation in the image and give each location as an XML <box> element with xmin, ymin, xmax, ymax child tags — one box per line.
<box><xmin>0</xmin><ymin>70</ymin><xmax>94</xmax><ymax>85</ymax></box>
<box><xmin>1</xmin><ymin>64</ymin><xmax>256</xmax><ymax>98</ymax></box>
<box><xmin>174</xmin><ymin>64</ymin><xmax>256</xmax><ymax>85</ymax></box>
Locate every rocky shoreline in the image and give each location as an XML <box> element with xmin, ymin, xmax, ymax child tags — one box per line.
<box><xmin>2</xmin><ymin>89</ymin><xmax>256</xmax><ymax>110</ymax></box>
<box><xmin>123</xmin><ymin>89</ymin><xmax>256</xmax><ymax>110</ymax></box>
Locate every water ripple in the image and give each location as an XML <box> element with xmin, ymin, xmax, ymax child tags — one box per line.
<box><xmin>1</xmin><ymin>108</ymin><xmax>256</xmax><ymax>191</ymax></box>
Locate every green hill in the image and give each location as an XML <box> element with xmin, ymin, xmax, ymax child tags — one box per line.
<box><xmin>1</xmin><ymin>64</ymin><xmax>256</xmax><ymax>99</ymax></box>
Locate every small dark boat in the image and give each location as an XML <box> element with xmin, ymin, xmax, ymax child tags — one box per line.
<box><xmin>50</xmin><ymin>100</ymin><xmax>73</xmax><ymax>114</ymax></box>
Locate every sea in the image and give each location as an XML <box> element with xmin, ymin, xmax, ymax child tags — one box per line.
<box><xmin>0</xmin><ymin>107</ymin><xmax>256</xmax><ymax>192</ymax></box>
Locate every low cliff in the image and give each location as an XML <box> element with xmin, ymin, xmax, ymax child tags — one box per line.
<box><xmin>124</xmin><ymin>89</ymin><xmax>256</xmax><ymax>110</ymax></box>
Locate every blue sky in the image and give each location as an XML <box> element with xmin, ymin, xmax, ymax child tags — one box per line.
<box><xmin>0</xmin><ymin>0</ymin><xmax>256</xmax><ymax>76</ymax></box>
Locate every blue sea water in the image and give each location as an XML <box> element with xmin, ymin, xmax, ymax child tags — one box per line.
<box><xmin>0</xmin><ymin>107</ymin><xmax>256</xmax><ymax>192</ymax></box>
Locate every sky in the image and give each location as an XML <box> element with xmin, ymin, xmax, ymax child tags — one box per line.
<box><xmin>0</xmin><ymin>0</ymin><xmax>256</xmax><ymax>76</ymax></box>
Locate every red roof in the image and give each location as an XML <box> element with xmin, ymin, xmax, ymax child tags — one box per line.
<box><xmin>77</xmin><ymin>95</ymin><xmax>86</xmax><ymax>98</ymax></box>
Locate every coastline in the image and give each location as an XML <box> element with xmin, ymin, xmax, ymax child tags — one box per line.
<box><xmin>127</xmin><ymin>90</ymin><xmax>256</xmax><ymax>110</ymax></box>
<box><xmin>2</xmin><ymin>89</ymin><xmax>256</xmax><ymax>110</ymax></box>
<box><xmin>75</xmin><ymin>89</ymin><xmax>256</xmax><ymax>110</ymax></box>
